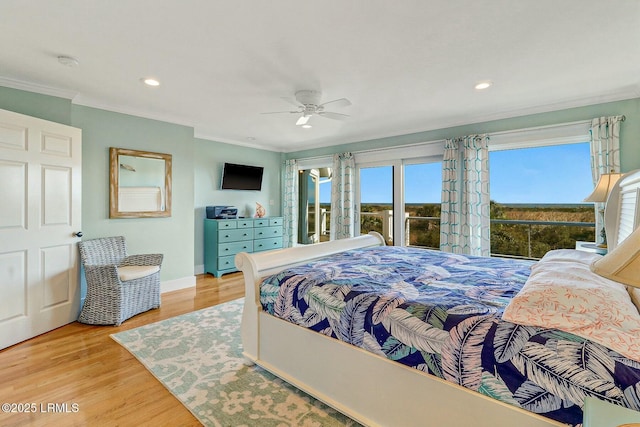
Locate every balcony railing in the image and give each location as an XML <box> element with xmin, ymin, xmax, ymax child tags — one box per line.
<box><xmin>317</xmin><ymin>209</ymin><xmax>596</xmax><ymax>260</ymax></box>
<box><xmin>358</xmin><ymin>210</ymin><xmax>596</xmax><ymax>260</ymax></box>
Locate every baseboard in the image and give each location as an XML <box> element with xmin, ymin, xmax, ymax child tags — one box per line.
<box><xmin>194</xmin><ymin>264</ymin><xmax>204</xmax><ymax>275</ymax></box>
<box><xmin>161</xmin><ymin>275</ymin><xmax>196</xmax><ymax>294</ymax></box>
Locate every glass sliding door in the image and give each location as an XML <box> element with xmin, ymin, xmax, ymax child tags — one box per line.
<box><xmin>358</xmin><ymin>157</ymin><xmax>442</xmax><ymax>247</ymax></box>
<box><xmin>404</xmin><ymin>161</ymin><xmax>442</xmax><ymax>248</ymax></box>
<box><xmin>359</xmin><ymin>165</ymin><xmax>395</xmax><ymax>245</ymax></box>
<box><xmin>298</xmin><ymin>168</ymin><xmax>332</xmax><ymax>244</ymax></box>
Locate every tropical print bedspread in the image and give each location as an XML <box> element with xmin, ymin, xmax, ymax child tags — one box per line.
<box><xmin>260</xmin><ymin>246</ymin><xmax>640</xmax><ymax>426</ymax></box>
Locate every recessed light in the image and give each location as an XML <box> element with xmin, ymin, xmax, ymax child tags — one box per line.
<box><xmin>474</xmin><ymin>81</ymin><xmax>493</xmax><ymax>90</ymax></box>
<box><xmin>301</xmin><ymin>124</ymin><xmax>312</xmax><ymax>129</ymax></box>
<box><xmin>57</xmin><ymin>55</ymin><xmax>79</xmax><ymax>67</ymax></box>
<box><xmin>141</xmin><ymin>78</ymin><xmax>160</xmax><ymax>87</ymax></box>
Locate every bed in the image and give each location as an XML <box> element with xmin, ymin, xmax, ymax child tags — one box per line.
<box><xmin>235</xmin><ymin>170</ymin><xmax>640</xmax><ymax>427</ymax></box>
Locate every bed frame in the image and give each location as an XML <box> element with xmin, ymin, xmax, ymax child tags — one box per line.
<box><xmin>235</xmin><ymin>170</ymin><xmax>640</xmax><ymax>427</ymax></box>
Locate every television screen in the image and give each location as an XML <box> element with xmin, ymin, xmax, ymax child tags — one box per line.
<box><xmin>221</xmin><ymin>163</ymin><xmax>263</xmax><ymax>191</ymax></box>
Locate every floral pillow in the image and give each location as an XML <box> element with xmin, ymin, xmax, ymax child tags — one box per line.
<box><xmin>502</xmin><ymin>250</ymin><xmax>640</xmax><ymax>362</ymax></box>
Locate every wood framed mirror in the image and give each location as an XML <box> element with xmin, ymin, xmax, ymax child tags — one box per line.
<box><xmin>109</xmin><ymin>147</ymin><xmax>172</xmax><ymax>218</ymax></box>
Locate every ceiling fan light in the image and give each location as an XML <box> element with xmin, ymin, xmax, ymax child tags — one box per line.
<box><xmin>296</xmin><ymin>115</ymin><xmax>310</xmax><ymax>126</ymax></box>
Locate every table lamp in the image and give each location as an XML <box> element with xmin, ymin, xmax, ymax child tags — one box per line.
<box><xmin>584</xmin><ymin>171</ymin><xmax>623</xmax><ymax>248</ymax></box>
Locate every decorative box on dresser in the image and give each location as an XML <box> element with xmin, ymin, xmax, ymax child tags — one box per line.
<box><xmin>204</xmin><ymin>217</ymin><xmax>283</xmax><ymax>277</ymax></box>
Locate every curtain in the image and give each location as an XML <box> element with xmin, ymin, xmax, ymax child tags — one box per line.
<box><xmin>589</xmin><ymin>116</ymin><xmax>623</xmax><ymax>243</ymax></box>
<box><xmin>282</xmin><ymin>159</ymin><xmax>298</xmax><ymax>247</ymax></box>
<box><xmin>440</xmin><ymin>135</ymin><xmax>491</xmax><ymax>256</ymax></box>
<box><xmin>330</xmin><ymin>152</ymin><xmax>357</xmax><ymax>240</ymax></box>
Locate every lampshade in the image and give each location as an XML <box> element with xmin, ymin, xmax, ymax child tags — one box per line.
<box><xmin>591</xmin><ymin>226</ymin><xmax>640</xmax><ymax>288</ymax></box>
<box><xmin>584</xmin><ymin>172</ymin><xmax>624</xmax><ymax>203</ymax></box>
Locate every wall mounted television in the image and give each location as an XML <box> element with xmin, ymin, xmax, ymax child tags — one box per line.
<box><xmin>221</xmin><ymin>162</ymin><xmax>264</xmax><ymax>191</ymax></box>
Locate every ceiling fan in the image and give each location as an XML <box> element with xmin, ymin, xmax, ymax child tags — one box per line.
<box><xmin>262</xmin><ymin>90</ymin><xmax>351</xmax><ymax>126</ymax></box>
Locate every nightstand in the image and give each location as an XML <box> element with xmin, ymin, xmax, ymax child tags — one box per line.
<box><xmin>576</xmin><ymin>241</ymin><xmax>607</xmax><ymax>255</ymax></box>
<box><xmin>583</xmin><ymin>397</ymin><xmax>640</xmax><ymax>427</ymax></box>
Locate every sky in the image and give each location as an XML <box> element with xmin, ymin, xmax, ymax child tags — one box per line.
<box><xmin>320</xmin><ymin>142</ymin><xmax>594</xmax><ymax>204</ymax></box>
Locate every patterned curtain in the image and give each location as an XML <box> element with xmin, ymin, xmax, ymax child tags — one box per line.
<box><xmin>330</xmin><ymin>152</ymin><xmax>357</xmax><ymax>240</ymax></box>
<box><xmin>589</xmin><ymin>116</ymin><xmax>623</xmax><ymax>243</ymax></box>
<box><xmin>282</xmin><ymin>159</ymin><xmax>298</xmax><ymax>247</ymax></box>
<box><xmin>440</xmin><ymin>135</ymin><xmax>491</xmax><ymax>256</ymax></box>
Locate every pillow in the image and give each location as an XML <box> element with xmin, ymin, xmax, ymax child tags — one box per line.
<box><xmin>535</xmin><ymin>248</ymin><xmax>603</xmax><ymax>266</ymax></box>
<box><xmin>629</xmin><ymin>287</ymin><xmax>640</xmax><ymax>314</ymax></box>
<box><xmin>502</xmin><ymin>257</ymin><xmax>640</xmax><ymax>362</ymax></box>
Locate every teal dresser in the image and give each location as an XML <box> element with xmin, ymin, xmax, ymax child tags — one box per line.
<box><xmin>204</xmin><ymin>217</ymin><xmax>283</xmax><ymax>277</ymax></box>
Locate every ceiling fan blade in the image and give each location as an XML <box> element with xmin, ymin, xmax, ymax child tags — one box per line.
<box><xmin>260</xmin><ymin>110</ymin><xmax>299</xmax><ymax>115</ymax></box>
<box><xmin>296</xmin><ymin>115</ymin><xmax>310</xmax><ymax>126</ymax></box>
<box><xmin>318</xmin><ymin>111</ymin><xmax>350</xmax><ymax>120</ymax></box>
<box><xmin>319</xmin><ymin>98</ymin><xmax>351</xmax><ymax>108</ymax></box>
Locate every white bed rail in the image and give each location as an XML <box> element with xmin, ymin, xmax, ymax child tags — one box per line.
<box><xmin>235</xmin><ymin>232</ymin><xmax>386</xmax><ymax>361</ymax></box>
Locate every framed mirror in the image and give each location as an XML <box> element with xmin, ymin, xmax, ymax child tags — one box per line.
<box><xmin>109</xmin><ymin>147</ymin><xmax>172</xmax><ymax>218</ymax></box>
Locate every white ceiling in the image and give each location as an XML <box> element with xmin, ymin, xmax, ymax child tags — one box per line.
<box><xmin>3</xmin><ymin>1</ymin><xmax>640</xmax><ymax>152</ymax></box>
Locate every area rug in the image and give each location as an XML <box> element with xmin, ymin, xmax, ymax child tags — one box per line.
<box><xmin>111</xmin><ymin>298</ymin><xmax>359</xmax><ymax>427</ymax></box>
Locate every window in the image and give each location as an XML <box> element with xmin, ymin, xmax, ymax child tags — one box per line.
<box><xmin>356</xmin><ymin>150</ymin><xmax>443</xmax><ymax>246</ymax></box>
<box><xmin>489</xmin><ymin>142</ymin><xmax>596</xmax><ymax>258</ymax></box>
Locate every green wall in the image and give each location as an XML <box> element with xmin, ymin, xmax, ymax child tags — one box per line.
<box><xmin>193</xmin><ymin>138</ymin><xmax>282</xmax><ymax>271</ymax></box>
<box><xmin>70</xmin><ymin>105</ymin><xmax>195</xmax><ymax>283</ymax></box>
<box><xmin>287</xmin><ymin>98</ymin><xmax>640</xmax><ymax>173</ymax></box>
<box><xmin>0</xmin><ymin>86</ymin><xmax>71</xmax><ymax>125</ymax></box>
<box><xmin>0</xmin><ymin>86</ymin><xmax>283</xmax><ymax>286</ymax></box>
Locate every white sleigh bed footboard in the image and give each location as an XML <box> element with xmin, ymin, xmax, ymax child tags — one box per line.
<box><xmin>234</xmin><ymin>232</ymin><xmax>562</xmax><ymax>427</ymax></box>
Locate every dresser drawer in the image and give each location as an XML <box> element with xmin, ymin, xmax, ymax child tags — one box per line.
<box><xmin>218</xmin><ymin>255</ymin><xmax>237</xmax><ymax>270</ymax></box>
<box><xmin>254</xmin><ymin>237</ymin><xmax>283</xmax><ymax>252</ymax></box>
<box><xmin>253</xmin><ymin>218</ymin><xmax>269</xmax><ymax>227</ymax></box>
<box><xmin>218</xmin><ymin>228</ymin><xmax>254</xmax><ymax>243</ymax></box>
<box><xmin>254</xmin><ymin>226</ymin><xmax>282</xmax><ymax>239</ymax></box>
<box><xmin>236</xmin><ymin>219</ymin><xmax>254</xmax><ymax>228</ymax></box>
<box><xmin>216</xmin><ymin>220</ymin><xmax>237</xmax><ymax>229</ymax></box>
<box><xmin>218</xmin><ymin>241</ymin><xmax>253</xmax><ymax>256</ymax></box>
<box><xmin>269</xmin><ymin>217</ymin><xmax>283</xmax><ymax>226</ymax></box>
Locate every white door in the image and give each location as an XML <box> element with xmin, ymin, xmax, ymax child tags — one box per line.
<box><xmin>0</xmin><ymin>108</ymin><xmax>82</xmax><ymax>350</ymax></box>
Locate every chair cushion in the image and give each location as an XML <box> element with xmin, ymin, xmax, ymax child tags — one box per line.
<box><xmin>118</xmin><ymin>265</ymin><xmax>160</xmax><ymax>281</ymax></box>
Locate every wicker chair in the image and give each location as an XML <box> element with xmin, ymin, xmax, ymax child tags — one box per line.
<box><xmin>78</xmin><ymin>236</ymin><xmax>163</xmax><ymax>326</ymax></box>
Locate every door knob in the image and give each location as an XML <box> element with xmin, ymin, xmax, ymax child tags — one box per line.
<box><xmin>74</xmin><ymin>231</ymin><xmax>83</xmax><ymax>237</ymax></box>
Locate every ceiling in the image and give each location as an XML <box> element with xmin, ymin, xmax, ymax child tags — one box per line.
<box><xmin>2</xmin><ymin>1</ymin><xmax>640</xmax><ymax>152</ymax></box>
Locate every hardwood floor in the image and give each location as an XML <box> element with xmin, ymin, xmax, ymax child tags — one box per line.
<box><xmin>0</xmin><ymin>273</ymin><xmax>245</xmax><ymax>427</ymax></box>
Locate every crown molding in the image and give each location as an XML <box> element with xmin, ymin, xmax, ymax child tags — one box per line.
<box><xmin>458</xmin><ymin>86</ymin><xmax>640</xmax><ymax>129</ymax></box>
<box><xmin>3</xmin><ymin>75</ymin><xmax>639</xmax><ymax>154</ymax></box>
<box><xmin>193</xmin><ymin>129</ymin><xmax>284</xmax><ymax>152</ymax></box>
<box><xmin>0</xmin><ymin>76</ymin><xmax>78</xmax><ymax>99</ymax></box>
<box><xmin>279</xmin><ymin>87</ymin><xmax>640</xmax><ymax>154</ymax></box>
<box><xmin>71</xmin><ymin>94</ymin><xmax>197</xmax><ymax>130</ymax></box>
